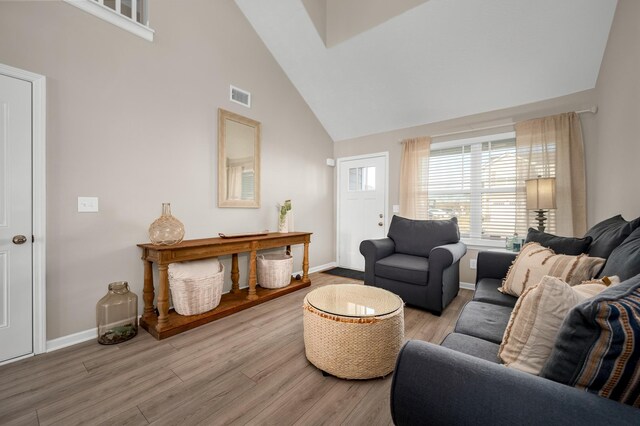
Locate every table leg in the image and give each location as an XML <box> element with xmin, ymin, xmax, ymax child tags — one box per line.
<box><xmin>231</xmin><ymin>253</ymin><xmax>240</xmax><ymax>294</ymax></box>
<box><xmin>157</xmin><ymin>265</ymin><xmax>170</xmax><ymax>330</ymax></box>
<box><xmin>248</xmin><ymin>249</ymin><xmax>258</xmax><ymax>300</ymax></box>
<box><xmin>303</xmin><ymin>241</ymin><xmax>310</xmax><ymax>283</ymax></box>
<box><xmin>142</xmin><ymin>260</ymin><xmax>155</xmax><ymax>321</ymax></box>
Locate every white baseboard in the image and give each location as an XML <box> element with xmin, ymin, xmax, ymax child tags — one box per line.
<box><xmin>46</xmin><ymin>327</ymin><xmax>97</xmax><ymax>352</ymax></box>
<box><xmin>294</xmin><ymin>261</ymin><xmax>337</xmax><ymax>276</ymax></box>
<box><xmin>44</xmin><ymin>262</ymin><xmax>339</xmax><ymax>353</ymax></box>
<box><xmin>460</xmin><ymin>282</ymin><xmax>476</xmax><ymax>291</ymax></box>
<box><xmin>0</xmin><ymin>353</ymin><xmax>35</xmax><ymax>366</ymax></box>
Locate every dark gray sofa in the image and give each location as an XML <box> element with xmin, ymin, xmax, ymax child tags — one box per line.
<box><xmin>359</xmin><ymin>215</ymin><xmax>466</xmax><ymax>315</ymax></box>
<box><xmin>391</xmin><ymin>215</ymin><xmax>640</xmax><ymax>425</ymax></box>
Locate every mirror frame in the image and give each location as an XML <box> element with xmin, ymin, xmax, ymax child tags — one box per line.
<box><xmin>218</xmin><ymin>108</ymin><xmax>261</xmax><ymax>208</ymax></box>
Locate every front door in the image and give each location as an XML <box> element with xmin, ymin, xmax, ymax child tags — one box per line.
<box><xmin>338</xmin><ymin>154</ymin><xmax>387</xmax><ymax>271</ymax></box>
<box><xmin>0</xmin><ymin>73</ymin><xmax>33</xmax><ymax>363</ymax></box>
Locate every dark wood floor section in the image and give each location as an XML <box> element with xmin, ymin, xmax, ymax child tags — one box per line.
<box><xmin>0</xmin><ymin>272</ymin><xmax>472</xmax><ymax>426</ymax></box>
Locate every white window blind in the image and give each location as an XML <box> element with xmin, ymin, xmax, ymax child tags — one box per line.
<box><xmin>425</xmin><ymin>134</ymin><xmax>556</xmax><ymax>241</ymax></box>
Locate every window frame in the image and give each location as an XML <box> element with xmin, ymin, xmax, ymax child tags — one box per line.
<box><xmin>64</xmin><ymin>0</ymin><xmax>155</xmax><ymax>41</ymax></box>
<box><xmin>427</xmin><ymin>132</ymin><xmax>518</xmax><ymax>243</ymax></box>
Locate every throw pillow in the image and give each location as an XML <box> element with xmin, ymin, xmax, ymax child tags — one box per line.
<box><xmin>599</xmin><ymin>226</ymin><xmax>640</xmax><ymax>281</ymax></box>
<box><xmin>525</xmin><ymin>228</ymin><xmax>592</xmax><ymax>255</ymax></box>
<box><xmin>585</xmin><ymin>214</ymin><xmax>640</xmax><ymax>259</ymax></box>
<box><xmin>499</xmin><ymin>275</ymin><xmax>611</xmax><ymax>375</ymax></box>
<box><xmin>387</xmin><ymin>215</ymin><xmax>459</xmax><ymax>258</ymax></box>
<box><xmin>499</xmin><ymin>242</ymin><xmax>606</xmax><ymax>297</ymax></box>
<box><xmin>540</xmin><ymin>274</ymin><xmax>640</xmax><ymax>407</ymax></box>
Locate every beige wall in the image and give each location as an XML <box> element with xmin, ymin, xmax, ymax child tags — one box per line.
<box><xmin>590</xmin><ymin>0</ymin><xmax>640</xmax><ymax>224</ymax></box>
<box><xmin>0</xmin><ymin>0</ymin><xmax>334</xmax><ymax>339</ymax></box>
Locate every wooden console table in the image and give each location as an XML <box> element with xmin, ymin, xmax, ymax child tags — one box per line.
<box><xmin>137</xmin><ymin>232</ymin><xmax>311</xmax><ymax>340</ymax></box>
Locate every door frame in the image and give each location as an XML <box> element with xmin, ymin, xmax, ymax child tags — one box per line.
<box><xmin>0</xmin><ymin>63</ymin><xmax>47</xmax><ymax>357</ymax></box>
<box><xmin>336</xmin><ymin>152</ymin><xmax>389</xmax><ymax>269</ymax></box>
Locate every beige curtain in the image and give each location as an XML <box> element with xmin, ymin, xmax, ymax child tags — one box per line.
<box><xmin>515</xmin><ymin>112</ymin><xmax>586</xmax><ymax>236</ymax></box>
<box><xmin>399</xmin><ymin>136</ymin><xmax>431</xmax><ymax>219</ymax></box>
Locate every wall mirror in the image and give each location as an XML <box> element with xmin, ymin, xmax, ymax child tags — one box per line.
<box><xmin>218</xmin><ymin>108</ymin><xmax>261</xmax><ymax>208</ymax></box>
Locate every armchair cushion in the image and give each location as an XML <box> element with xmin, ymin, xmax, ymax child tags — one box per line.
<box><xmin>387</xmin><ymin>215</ymin><xmax>460</xmax><ymax>257</ymax></box>
<box><xmin>375</xmin><ymin>253</ymin><xmax>429</xmax><ymax>286</ymax></box>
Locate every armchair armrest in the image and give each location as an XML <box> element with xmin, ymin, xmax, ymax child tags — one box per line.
<box><xmin>429</xmin><ymin>242</ymin><xmax>467</xmax><ymax>268</ymax></box>
<box><xmin>359</xmin><ymin>238</ymin><xmax>396</xmax><ymax>284</ymax></box>
<box><xmin>391</xmin><ymin>340</ymin><xmax>640</xmax><ymax>426</ymax></box>
<box><xmin>476</xmin><ymin>250</ymin><xmax>517</xmax><ymax>283</ymax></box>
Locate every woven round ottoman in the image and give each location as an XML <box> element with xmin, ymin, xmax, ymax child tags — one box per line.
<box><xmin>303</xmin><ymin>284</ymin><xmax>404</xmax><ymax>379</ymax></box>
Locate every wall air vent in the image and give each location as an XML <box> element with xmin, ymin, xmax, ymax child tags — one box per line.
<box><xmin>230</xmin><ymin>85</ymin><xmax>251</xmax><ymax>108</ymax></box>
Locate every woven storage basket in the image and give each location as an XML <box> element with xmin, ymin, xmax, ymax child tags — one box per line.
<box><xmin>303</xmin><ymin>293</ymin><xmax>404</xmax><ymax>379</ymax></box>
<box><xmin>169</xmin><ymin>260</ymin><xmax>224</xmax><ymax>316</ymax></box>
<box><xmin>257</xmin><ymin>253</ymin><xmax>293</xmax><ymax>289</ymax></box>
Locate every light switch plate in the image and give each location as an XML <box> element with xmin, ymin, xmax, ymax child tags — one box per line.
<box><xmin>78</xmin><ymin>196</ymin><xmax>99</xmax><ymax>213</ymax></box>
<box><xmin>326</xmin><ymin>158</ymin><xmax>335</xmax><ymax>166</ymax></box>
<box><xmin>392</xmin><ymin>205</ymin><xmax>400</xmax><ymax>213</ymax></box>
<box><xmin>470</xmin><ymin>258</ymin><xmax>477</xmax><ymax>270</ymax></box>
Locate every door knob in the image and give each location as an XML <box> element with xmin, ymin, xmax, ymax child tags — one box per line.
<box><xmin>379</xmin><ymin>214</ymin><xmax>383</xmax><ymax>218</ymax></box>
<box><xmin>378</xmin><ymin>222</ymin><xmax>383</xmax><ymax>227</ymax></box>
<box><xmin>12</xmin><ymin>235</ymin><xmax>27</xmax><ymax>245</ymax></box>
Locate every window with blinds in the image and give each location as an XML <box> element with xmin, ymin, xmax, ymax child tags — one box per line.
<box><xmin>424</xmin><ymin>133</ymin><xmax>555</xmax><ymax>241</ymax></box>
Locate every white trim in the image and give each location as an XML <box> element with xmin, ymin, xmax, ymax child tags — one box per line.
<box><xmin>430</xmin><ymin>131</ymin><xmax>515</xmax><ymax>150</ymax></box>
<box><xmin>63</xmin><ymin>0</ymin><xmax>155</xmax><ymax>42</ymax></box>
<box><xmin>0</xmin><ymin>63</ymin><xmax>47</xmax><ymax>356</ymax></box>
<box><xmin>335</xmin><ymin>152</ymin><xmax>389</xmax><ymax>269</ymax></box>
<box><xmin>0</xmin><ymin>353</ymin><xmax>34</xmax><ymax>367</ymax></box>
<box><xmin>46</xmin><ymin>328</ymin><xmax>97</xmax><ymax>352</ymax></box>
<box><xmin>294</xmin><ymin>261</ymin><xmax>337</xmax><ymax>276</ymax></box>
<box><xmin>460</xmin><ymin>282</ymin><xmax>475</xmax><ymax>291</ymax></box>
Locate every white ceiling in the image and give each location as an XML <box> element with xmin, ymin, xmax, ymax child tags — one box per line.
<box><xmin>235</xmin><ymin>0</ymin><xmax>618</xmax><ymax>141</ymax></box>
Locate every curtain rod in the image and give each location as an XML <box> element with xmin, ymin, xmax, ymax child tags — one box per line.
<box><xmin>399</xmin><ymin>106</ymin><xmax>598</xmax><ymax>142</ymax></box>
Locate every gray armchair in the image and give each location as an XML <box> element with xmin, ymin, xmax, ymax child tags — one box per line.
<box><xmin>359</xmin><ymin>215</ymin><xmax>466</xmax><ymax>315</ymax></box>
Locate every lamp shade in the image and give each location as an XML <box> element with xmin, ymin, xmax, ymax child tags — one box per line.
<box><xmin>526</xmin><ymin>177</ymin><xmax>556</xmax><ymax>210</ymax></box>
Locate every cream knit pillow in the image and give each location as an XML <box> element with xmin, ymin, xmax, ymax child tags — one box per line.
<box><xmin>499</xmin><ymin>275</ymin><xmax>618</xmax><ymax>375</ymax></box>
<box><xmin>499</xmin><ymin>242</ymin><xmax>606</xmax><ymax>297</ymax></box>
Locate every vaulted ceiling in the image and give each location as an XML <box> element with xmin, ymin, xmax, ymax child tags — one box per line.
<box><xmin>235</xmin><ymin>0</ymin><xmax>618</xmax><ymax>141</ymax></box>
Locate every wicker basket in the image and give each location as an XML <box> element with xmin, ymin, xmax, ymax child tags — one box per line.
<box><xmin>169</xmin><ymin>260</ymin><xmax>224</xmax><ymax>316</ymax></box>
<box><xmin>257</xmin><ymin>253</ymin><xmax>293</xmax><ymax>289</ymax></box>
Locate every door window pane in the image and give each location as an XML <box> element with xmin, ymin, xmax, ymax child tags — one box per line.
<box><xmin>348</xmin><ymin>167</ymin><xmax>376</xmax><ymax>191</ymax></box>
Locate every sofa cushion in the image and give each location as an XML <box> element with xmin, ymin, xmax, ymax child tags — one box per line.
<box><xmin>454</xmin><ymin>301</ymin><xmax>513</xmax><ymax>344</ymax></box>
<box><xmin>525</xmin><ymin>228</ymin><xmax>592</xmax><ymax>255</ymax></box>
<box><xmin>387</xmin><ymin>215</ymin><xmax>459</xmax><ymax>258</ymax></box>
<box><xmin>499</xmin><ymin>276</ymin><xmax>611</xmax><ymax>375</ymax></box>
<box><xmin>585</xmin><ymin>214</ymin><xmax>640</xmax><ymax>259</ymax></box>
<box><xmin>441</xmin><ymin>333</ymin><xmax>500</xmax><ymax>363</ymax></box>
<box><xmin>541</xmin><ymin>274</ymin><xmax>640</xmax><ymax>407</ymax></box>
<box><xmin>473</xmin><ymin>278</ymin><xmax>518</xmax><ymax>308</ymax></box>
<box><xmin>500</xmin><ymin>242</ymin><xmax>605</xmax><ymax>297</ymax></box>
<box><xmin>375</xmin><ymin>253</ymin><xmax>428</xmax><ymax>286</ymax></box>
<box><xmin>600</xmin><ymin>227</ymin><xmax>640</xmax><ymax>281</ymax></box>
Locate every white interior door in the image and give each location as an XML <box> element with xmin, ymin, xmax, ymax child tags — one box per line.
<box><xmin>338</xmin><ymin>154</ymin><xmax>387</xmax><ymax>271</ymax></box>
<box><xmin>0</xmin><ymin>73</ymin><xmax>33</xmax><ymax>363</ymax></box>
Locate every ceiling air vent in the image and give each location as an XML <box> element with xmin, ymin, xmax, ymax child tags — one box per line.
<box><xmin>230</xmin><ymin>85</ymin><xmax>251</xmax><ymax>108</ymax></box>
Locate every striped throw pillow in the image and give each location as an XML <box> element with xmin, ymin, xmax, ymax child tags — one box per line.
<box><xmin>572</xmin><ymin>288</ymin><xmax>640</xmax><ymax>405</ymax></box>
<box><xmin>499</xmin><ymin>242</ymin><xmax>606</xmax><ymax>297</ymax></box>
<box><xmin>541</xmin><ymin>274</ymin><xmax>640</xmax><ymax>407</ymax></box>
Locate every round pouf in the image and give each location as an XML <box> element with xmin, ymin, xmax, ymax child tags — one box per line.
<box><xmin>303</xmin><ymin>284</ymin><xmax>404</xmax><ymax>379</ymax></box>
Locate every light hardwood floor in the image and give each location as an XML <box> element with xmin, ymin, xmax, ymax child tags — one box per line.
<box><xmin>0</xmin><ymin>272</ymin><xmax>472</xmax><ymax>426</ymax></box>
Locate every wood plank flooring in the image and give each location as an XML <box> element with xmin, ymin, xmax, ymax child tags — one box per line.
<box><xmin>0</xmin><ymin>272</ymin><xmax>472</xmax><ymax>426</ymax></box>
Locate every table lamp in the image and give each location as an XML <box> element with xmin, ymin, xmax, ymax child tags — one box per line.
<box><xmin>525</xmin><ymin>177</ymin><xmax>556</xmax><ymax>232</ymax></box>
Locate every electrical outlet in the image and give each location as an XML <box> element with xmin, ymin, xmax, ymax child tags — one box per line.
<box><xmin>470</xmin><ymin>258</ymin><xmax>477</xmax><ymax>270</ymax></box>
